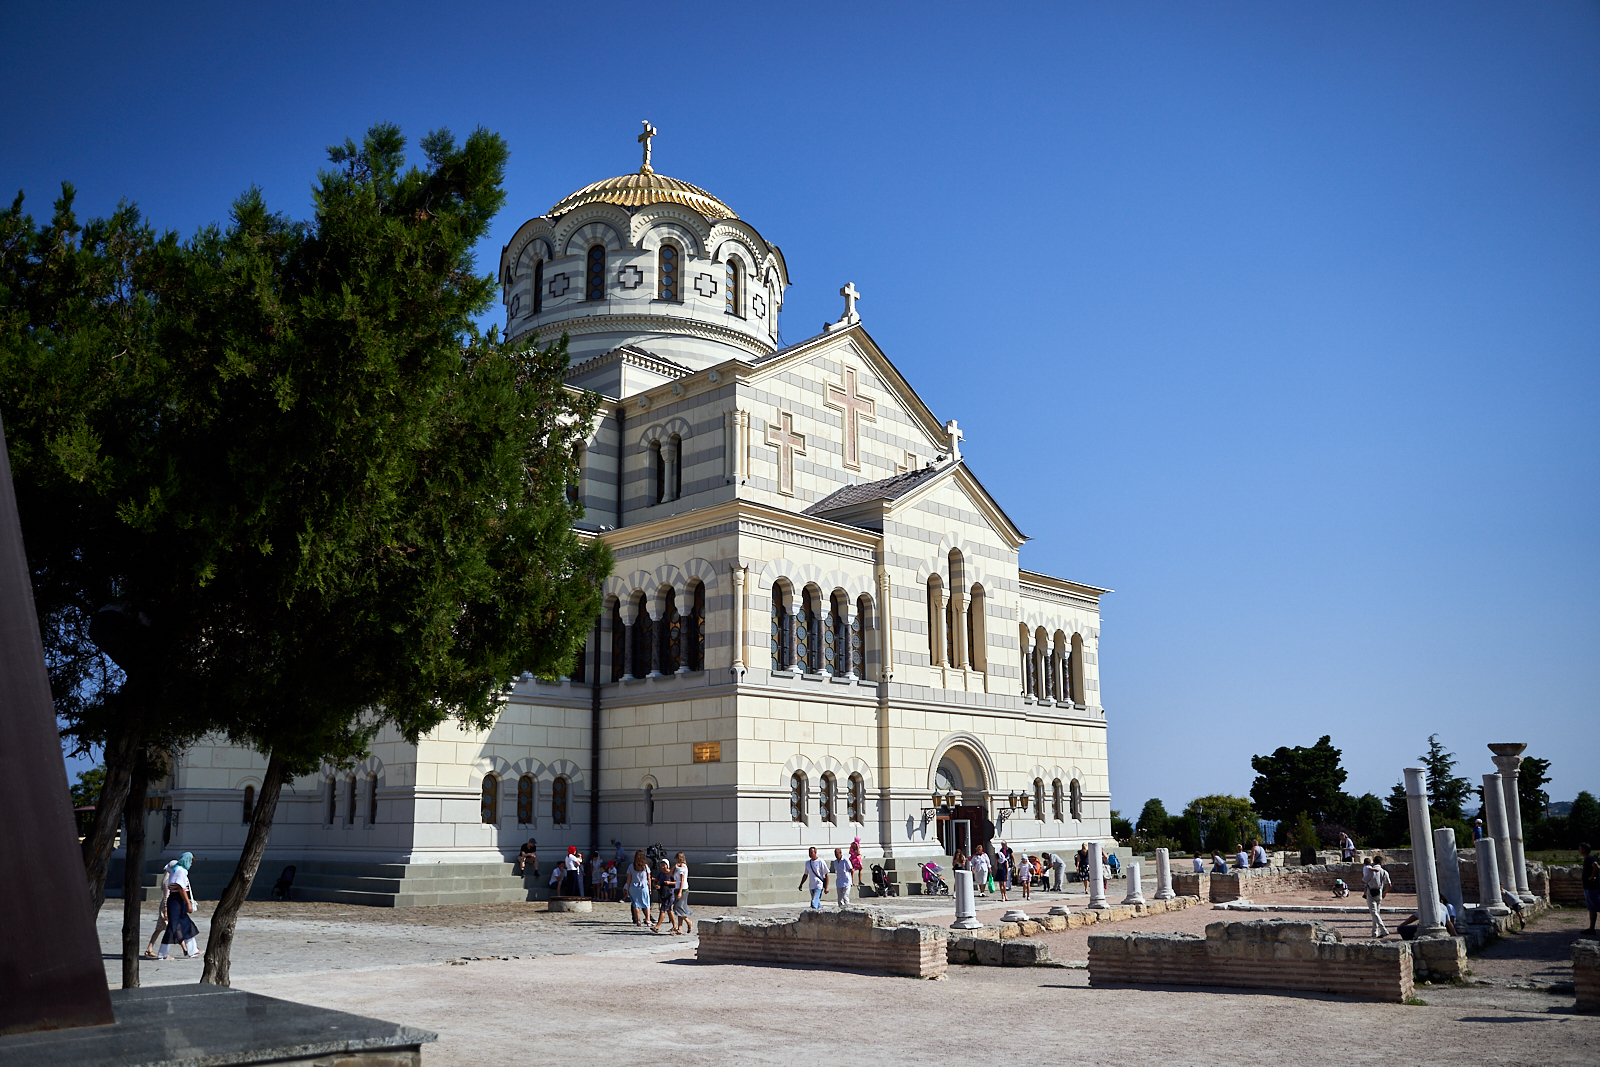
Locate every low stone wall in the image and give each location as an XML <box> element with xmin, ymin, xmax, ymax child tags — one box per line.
<box><xmin>1205</xmin><ymin>863</ymin><xmax>1416</xmax><ymax>903</ymax></box>
<box><xmin>1548</xmin><ymin>866</ymin><xmax>1588</xmax><ymax>906</ymax></box>
<box><xmin>696</xmin><ymin>908</ymin><xmax>947</xmax><ymax>978</ymax></box>
<box><xmin>1087</xmin><ymin>919</ymin><xmax>1413</xmax><ymax>1003</ymax></box>
<box><xmin>1575</xmin><ymin>940</ymin><xmax>1599</xmax><ymax>1013</ymax></box>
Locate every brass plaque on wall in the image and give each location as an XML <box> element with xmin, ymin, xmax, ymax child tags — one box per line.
<box><xmin>693</xmin><ymin>741</ymin><xmax>721</xmax><ymax>763</ymax></box>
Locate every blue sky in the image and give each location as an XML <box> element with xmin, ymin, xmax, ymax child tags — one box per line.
<box><xmin>6</xmin><ymin>3</ymin><xmax>1596</xmax><ymax>811</ymax></box>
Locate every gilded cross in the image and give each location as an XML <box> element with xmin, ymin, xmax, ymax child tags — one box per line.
<box><xmin>825</xmin><ymin>367</ymin><xmax>877</xmax><ymax>470</ymax></box>
<box><xmin>764</xmin><ymin>411</ymin><xmax>807</xmax><ymax>496</ymax></box>
<box><xmin>638</xmin><ymin>120</ymin><xmax>657</xmax><ymax>173</ymax></box>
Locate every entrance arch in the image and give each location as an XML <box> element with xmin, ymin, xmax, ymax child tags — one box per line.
<box><xmin>928</xmin><ymin>734</ymin><xmax>996</xmax><ymax>858</ymax></box>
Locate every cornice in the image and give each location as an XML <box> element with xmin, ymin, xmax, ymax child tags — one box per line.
<box><xmin>597</xmin><ymin>498</ymin><xmax>882</xmax><ymax>562</ymax></box>
<box><xmin>1019</xmin><ymin>570</ymin><xmax>1112</xmax><ymax>601</ymax></box>
<box><xmin>513</xmin><ymin>311</ymin><xmax>776</xmax><ymax>361</ymax></box>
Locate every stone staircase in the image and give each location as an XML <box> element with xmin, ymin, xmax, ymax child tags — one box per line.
<box><xmin>106</xmin><ymin>858</ymin><xmax>547</xmax><ymax>907</ymax></box>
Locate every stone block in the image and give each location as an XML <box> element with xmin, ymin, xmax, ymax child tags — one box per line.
<box><xmin>1571</xmin><ymin>939</ymin><xmax>1598</xmax><ymax>1013</ymax></box>
<box><xmin>1002</xmin><ymin>939</ymin><xmax>1051</xmax><ymax>966</ymax></box>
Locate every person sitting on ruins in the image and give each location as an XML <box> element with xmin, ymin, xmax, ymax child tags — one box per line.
<box><xmin>1249</xmin><ymin>838</ymin><xmax>1270</xmax><ymax>868</ymax></box>
<box><xmin>515</xmin><ymin>838</ymin><xmax>538</xmax><ymax>876</ymax></box>
<box><xmin>1396</xmin><ymin>896</ymin><xmax>1458</xmax><ymax>940</ymax></box>
<box><xmin>1192</xmin><ymin>852</ymin><xmax>1206</xmax><ymax>873</ymax></box>
<box><xmin>1233</xmin><ymin>846</ymin><xmax>1249</xmax><ymax>870</ymax></box>
<box><xmin>1210</xmin><ymin>849</ymin><xmax>1227</xmax><ymax>873</ymax></box>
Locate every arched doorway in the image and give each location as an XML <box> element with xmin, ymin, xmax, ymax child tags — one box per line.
<box><xmin>932</xmin><ymin>743</ymin><xmax>993</xmax><ymax>859</ymax></box>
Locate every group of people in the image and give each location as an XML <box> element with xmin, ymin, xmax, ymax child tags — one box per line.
<box><xmin>799</xmin><ymin>839</ymin><xmax>865</xmax><ymax>907</ymax></box>
<box><xmin>622</xmin><ymin>849</ymin><xmax>693</xmax><ymax>934</ymax></box>
<box><xmin>1188</xmin><ymin>838</ymin><xmax>1271</xmax><ymax>873</ymax></box>
<box><xmin>137</xmin><ymin>851</ymin><xmax>202</xmax><ymax>961</ymax></box>
<box><xmin>955</xmin><ymin>841</ymin><xmax>1053</xmax><ymax>901</ymax></box>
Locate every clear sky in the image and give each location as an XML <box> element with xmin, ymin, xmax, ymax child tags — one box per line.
<box><xmin>6</xmin><ymin>3</ymin><xmax>1596</xmax><ymax>811</ymax></box>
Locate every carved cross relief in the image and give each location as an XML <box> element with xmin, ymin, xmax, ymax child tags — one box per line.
<box><xmin>825</xmin><ymin>367</ymin><xmax>877</xmax><ymax>470</ymax></box>
<box><xmin>764</xmin><ymin>411</ymin><xmax>806</xmax><ymax>496</ymax></box>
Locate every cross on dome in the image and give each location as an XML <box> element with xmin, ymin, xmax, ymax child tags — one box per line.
<box><xmin>638</xmin><ymin>120</ymin><xmax>658</xmax><ymax>174</ymax></box>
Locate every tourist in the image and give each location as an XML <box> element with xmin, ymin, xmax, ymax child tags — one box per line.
<box><xmin>1233</xmin><ymin>845</ymin><xmax>1248</xmax><ymax>870</ymax></box>
<box><xmin>995</xmin><ymin>847</ymin><xmax>1011</xmax><ymax>902</ymax></box>
<box><xmin>969</xmin><ymin>846</ymin><xmax>992</xmax><ymax>897</ymax></box>
<box><xmin>627</xmin><ymin>850</ymin><xmax>652</xmax><ymax>926</ymax></box>
<box><xmin>588</xmin><ymin>850</ymin><xmax>603</xmax><ymax>898</ymax></box>
<box><xmin>1472</xmin><ymin>819</ymin><xmax>1484</xmax><ymax>843</ymax></box>
<box><xmin>141</xmin><ymin>857</ymin><xmax>180</xmax><ymax>958</ymax></box>
<box><xmin>849</xmin><ymin>837</ymin><xmax>864</xmax><ymax>890</ymax></box>
<box><xmin>651</xmin><ymin>859</ymin><xmax>678</xmax><ymax>933</ymax></box>
<box><xmin>562</xmin><ymin>846</ymin><xmax>583</xmax><ymax>897</ymax></box>
<box><xmin>1019</xmin><ymin>856</ymin><xmax>1033</xmax><ymax>901</ymax></box>
<box><xmin>1363</xmin><ymin>853</ymin><xmax>1392</xmax><ymax>937</ymax></box>
<box><xmin>832</xmin><ymin>847</ymin><xmax>854</xmax><ymax>907</ymax></box>
<box><xmin>156</xmin><ymin>853</ymin><xmax>200</xmax><ymax>960</ymax></box>
<box><xmin>1210</xmin><ymin>849</ymin><xmax>1226</xmax><ymax>874</ymax></box>
<box><xmin>1338</xmin><ymin>831</ymin><xmax>1355</xmax><ymax>862</ymax></box>
<box><xmin>1249</xmin><ymin>839</ymin><xmax>1269</xmax><ymax>868</ymax></box>
<box><xmin>600</xmin><ymin>861</ymin><xmax>617</xmax><ymax>901</ymax></box>
<box><xmin>1192</xmin><ymin>852</ymin><xmax>1206</xmax><ymax>874</ymax></box>
<box><xmin>515</xmin><ymin>838</ymin><xmax>538</xmax><ymax>877</ymax></box>
<box><xmin>548</xmin><ymin>865</ymin><xmax>563</xmax><ymax>896</ymax></box>
<box><xmin>1105</xmin><ymin>849</ymin><xmax>1121</xmax><ymax>877</ymax></box>
<box><xmin>671</xmin><ymin>852</ymin><xmax>693</xmax><ymax>933</ymax></box>
<box><xmin>1075</xmin><ymin>843</ymin><xmax>1090</xmax><ymax>879</ymax></box>
<box><xmin>799</xmin><ymin>846</ymin><xmax>829</xmax><ymax>910</ymax></box>
<box><xmin>1397</xmin><ymin>896</ymin><xmax>1458</xmax><ymax>939</ymax></box>
<box><xmin>1049</xmin><ymin>851</ymin><xmax>1065</xmax><ymax>892</ymax></box>
<box><xmin>1581</xmin><ymin>842</ymin><xmax>1598</xmax><ymax>937</ymax></box>
<box><xmin>1332</xmin><ymin>877</ymin><xmax>1350</xmax><ymax>898</ymax></box>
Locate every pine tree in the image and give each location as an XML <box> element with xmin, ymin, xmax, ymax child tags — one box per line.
<box><xmin>1419</xmin><ymin>734</ymin><xmax>1472</xmax><ymax>821</ymax></box>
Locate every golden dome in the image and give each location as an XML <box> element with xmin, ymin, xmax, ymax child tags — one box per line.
<box><xmin>548</xmin><ymin>171</ymin><xmax>738</xmax><ymax>221</ymax></box>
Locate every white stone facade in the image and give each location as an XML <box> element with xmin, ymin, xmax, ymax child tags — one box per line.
<box><xmin>154</xmin><ymin>142</ymin><xmax>1114</xmax><ymax>904</ymax></box>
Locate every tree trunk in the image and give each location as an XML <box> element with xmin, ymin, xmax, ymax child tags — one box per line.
<box><xmin>82</xmin><ymin>720</ymin><xmax>141</xmax><ymax>917</ymax></box>
<box><xmin>200</xmin><ymin>751</ymin><xmax>288</xmax><ymax>986</ymax></box>
<box><xmin>120</xmin><ymin>749</ymin><xmax>149</xmax><ymax>988</ymax></box>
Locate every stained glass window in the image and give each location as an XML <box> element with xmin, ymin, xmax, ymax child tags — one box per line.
<box><xmin>848</xmin><ymin>773</ymin><xmax>864</xmax><ymax>824</ymax></box>
<box><xmin>517</xmin><ymin>775</ymin><xmax>534</xmax><ymax>825</ymax></box>
<box><xmin>658</xmin><ymin>244</ymin><xmax>678</xmax><ymax>300</ymax></box>
<box><xmin>481</xmin><ymin>774</ymin><xmax>499</xmax><ymax>825</ymax></box>
<box><xmin>854</xmin><ymin>596</ymin><xmax>868</xmax><ymax>679</ymax></box>
<box><xmin>725</xmin><ymin>256</ymin><xmax>742</xmax><ymax>316</ymax></box>
<box><xmin>532</xmin><ymin>259</ymin><xmax>544</xmax><ymax>314</ymax></box>
<box><xmin>587</xmin><ymin>245</ymin><xmax>606</xmax><ymax>300</ymax></box>
<box><xmin>790</xmin><ymin>772</ymin><xmax>806</xmax><ymax>823</ymax></box>
<box><xmin>771</xmin><ymin>589</ymin><xmax>783</xmax><ymax>671</ymax></box>
<box><xmin>663</xmin><ymin>588</ymin><xmax>680</xmax><ymax>674</ymax></box>
<box><xmin>368</xmin><ymin>773</ymin><xmax>378</xmax><ymax>825</ymax></box>
<box><xmin>820</xmin><ymin>773</ymin><xmax>836</xmax><ymax>824</ymax></box>
<box><xmin>797</xmin><ymin>598</ymin><xmax>813</xmax><ymax>673</ymax></box>
<box><xmin>611</xmin><ymin>599</ymin><xmax>624</xmax><ymax>682</ymax></box>
<box><xmin>1053</xmin><ymin>779</ymin><xmax>1065</xmax><ymax>822</ymax></box>
<box><xmin>824</xmin><ymin>598</ymin><xmax>840</xmax><ymax>676</ymax></box>
<box><xmin>552</xmin><ymin>776</ymin><xmax>568</xmax><ymax>825</ymax></box>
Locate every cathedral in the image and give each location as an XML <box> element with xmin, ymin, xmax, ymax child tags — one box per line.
<box><xmin>146</xmin><ymin>126</ymin><xmax>1114</xmax><ymax>906</ymax></box>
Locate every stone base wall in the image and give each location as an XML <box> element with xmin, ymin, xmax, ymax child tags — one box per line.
<box><xmin>1087</xmin><ymin>919</ymin><xmax>1413</xmax><ymax>1003</ymax></box>
<box><xmin>1207</xmin><ymin>863</ymin><xmax>1416</xmax><ymax>903</ymax></box>
<box><xmin>1574</xmin><ymin>940</ymin><xmax>1599</xmax><ymax>1013</ymax></box>
<box><xmin>1548</xmin><ymin>867</ymin><xmax>1588</xmax><ymax>906</ymax></box>
<box><xmin>696</xmin><ymin>908</ymin><xmax>947</xmax><ymax>977</ymax></box>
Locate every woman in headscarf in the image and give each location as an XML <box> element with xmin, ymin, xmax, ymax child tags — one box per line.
<box><xmin>156</xmin><ymin>853</ymin><xmax>201</xmax><ymax>959</ymax></box>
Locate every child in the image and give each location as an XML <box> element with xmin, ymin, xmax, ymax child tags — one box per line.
<box><xmin>601</xmin><ymin>862</ymin><xmax>617</xmax><ymax>901</ymax></box>
<box><xmin>1332</xmin><ymin>877</ymin><xmax>1349</xmax><ymax>898</ymax></box>
<box><xmin>1020</xmin><ymin>856</ymin><xmax>1033</xmax><ymax>901</ymax></box>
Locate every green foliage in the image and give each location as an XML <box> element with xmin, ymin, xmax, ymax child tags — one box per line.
<box><xmin>1291</xmin><ymin>811</ymin><xmax>1320</xmax><ymax>852</ymax></box>
<box><xmin>1184</xmin><ymin>794</ymin><xmax>1259</xmax><ymax>853</ymax></box>
<box><xmin>1382</xmin><ymin>782</ymin><xmax>1411</xmax><ymax>846</ymax></box>
<box><xmin>1419</xmin><ymin>734</ymin><xmax>1472</xmax><ymax>821</ymax></box>
<box><xmin>1110</xmin><ymin>809</ymin><xmax>1133</xmax><ymax>842</ymax></box>
<box><xmin>1571</xmin><ymin>791</ymin><xmax>1600</xmax><ymax>846</ymax></box>
<box><xmin>1167</xmin><ymin>814</ymin><xmax>1203</xmax><ymax>855</ymax></box>
<box><xmin>1135</xmin><ymin>798</ymin><xmax>1169</xmax><ymax>838</ymax></box>
<box><xmin>1350</xmin><ymin>792</ymin><xmax>1386</xmax><ymax>842</ymax></box>
<box><xmin>1518</xmin><ymin>756</ymin><xmax>1551</xmax><ymax>824</ymax></box>
<box><xmin>1249</xmin><ymin>735</ymin><xmax>1349</xmax><ymax>823</ymax></box>
<box><xmin>70</xmin><ymin>765</ymin><xmax>106</xmax><ymax>809</ymax></box>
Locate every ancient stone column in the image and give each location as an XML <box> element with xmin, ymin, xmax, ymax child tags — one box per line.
<box><xmin>1433</xmin><ymin>826</ymin><xmax>1466</xmax><ymax>929</ymax></box>
<box><xmin>1489</xmin><ymin>744</ymin><xmax>1537</xmax><ymax>903</ymax></box>
<box><xmin>1087</xmin><ymin>842</ymin><xmax>1108</xmax><ymax>909</ymax></box>
<box><xmin>951</xmin><ymin>870</ymin><xmax>980</xmax><ymax>929</ymax></box>
<box><xmin>1154</xmin><ymin>847</ymin><xmax>1175</xmax><ymax>900</ymax></box>
<box><xmin>1402</xmin><ymin>767</ymin><xmax>1448</xmax><ymax>937</ymax></box>
<box><xmin>1475</xmin><ymin>837</ymin><xmax>1510</xmax><ymax>917</ymax></box>
<box><xmin>1121</xmin><ymin>863</ymin><xmax>1145</xmax><ymax>905</ymax></box>
<box><xmin>1482</xmin><ymin>772</ymin><xmax>1517</xmax><ymax>900</ymax></box>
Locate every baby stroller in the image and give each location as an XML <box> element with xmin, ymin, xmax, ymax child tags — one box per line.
<box><xmin>870</xmin><ymin>864</ymin><xmax>892</xmax><ymax>897</ymax></box>
<box><xmin>920</xmin><ymin>861</ymin><xmax>950</xmax><ymax>896</ymax></box>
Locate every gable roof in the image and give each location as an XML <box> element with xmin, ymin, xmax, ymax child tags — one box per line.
<box><xmin>805</xmin><ymin>459</ymin><xmax>1028</xmax><ymax>549</ymax></box>
<box><xmin>803</xmin><ymin>465</ymin><xmax>943</xmax><ymax>515</ymax></box>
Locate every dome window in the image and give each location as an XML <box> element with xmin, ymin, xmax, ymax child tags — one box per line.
<box><xmin>658</xmin><ymin>243</ymin><xmax>680</xmax><ymax>301</ymax></box>
<box><xmin>725</xmin><ymin>256</ymin><xmax>743</xmax><ymax>317</ymax></box>
<box><xmin>532</xmin><ymin>259</ymin><xmax>544</xmax><ymax>315</ymax></box>
<box><xmin>586</xmin><ymin>245</ymin><xmax>606</xmax><ymax>301</ymax></box>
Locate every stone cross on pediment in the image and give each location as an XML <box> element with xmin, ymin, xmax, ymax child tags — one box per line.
<box><xmin>764</xmin><ymin>411</ymin><xmax>807</xmax><ymax>496</ymax></box>
<box><xmin>944</xmin><ymin>419</ymin><xmax>963</xmax><ymax>463</ymax></box>
<box><xmin>824</xmin><ymin>282</ymin><xmax>862</xmax><ymax>333</ymax></box>
<box><xmin>826</xmin><ymin>367</ymin><xmax>877</xmax><ymax>471</ymax></box>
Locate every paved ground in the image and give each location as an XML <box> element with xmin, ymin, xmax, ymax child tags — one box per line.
<box><xmin>99</xmin><ymin>896</ymin><xmax>1599</xmax><ymax>1066</ymax></box>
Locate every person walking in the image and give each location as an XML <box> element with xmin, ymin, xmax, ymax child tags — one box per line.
<box><xmin>651</xmin><ymin>859</ymin><xmax>678</xmax><ymax>933</ymax></box>
<box><xmin>969</xmin><ymin>847</ymin><xmax>992</xmax><ymax>897</ymax></box>
<box><xmin>1363</xmin><ymin>853</ymin><xmax>1392</xmax><ymax>937</ymax></box>
<box><xmin>831</xmin><ymin>847</ymin><xmax>854</xmax><ymax>908</ymax></box>
<box><xmin>139</xmin><ymin>857</ymin><xmax>180</xmax><ymax>958</ymax></box>
<box><xmin>155</xmin><ymin>853</ymin><xmax>200</xmax><ymax>960</ymax></box>
<box><xmin>798</xmin><ymin>846</ymin><xmax>829</xmax><ymax>910</ymax></box>
<box><xmin>995</xmin><ymin>847</ymin><xmax>1011</xmax><ymax>902</ymax></box>
<box><xmin>627</xmin><ymin>850</ymin><xmax>652</xmax><ymax>926</ymax></box>
<box><xmin>670</xmin><ymin>852</ymin><xmax>693</xmax><ymax>934</ymax></box>
<box><xmin>1580</xmin><ymin>841</ymin><xmax>1598</xmax><ymax>937</ymax></box>
<box><xmin>1019</xmin><ymin>855</ymin><xmax>1033</xmax><ymax>901</ymax></box>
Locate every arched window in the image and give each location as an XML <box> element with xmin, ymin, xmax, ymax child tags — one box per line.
<box><xmin>532</xmin><ymin>258</ymin><xmax>544</xmax><ymax>315</ymax></box>
<box><xmin>826</xmin><ymin>593</ymin><xmax>844</xmax><ymax>676</ymax></box>
<box><xmin>481</xmin><ymin>774</ymin><xmax>499</xmax><ymax>825</ymax></box>
<box><xmin>552</xmin><ymin>776</ymin><xmax>569</xmax><ymax>825</ymax></box>
<box><xmin>1033</xmin><ymin>778</ymin><xmax>1045</xmax><ymax>821</ymax></box>
<box><xmin>725</xmin><ymin>256</ymin><xmax>743</xmax><ymax>317</ymax></box>
<box><xmin>347</xmin><ymin>776</ymin><xmax>357</xmax><ymax>825</ymax></box>
<box><xmin>926</xmin><ymin>576</ymin><xmax>945</xmax><ymax>666</ymax></box>
<box><xmin>686</xmin><ymin>581</ymin><xmax>706</xmax><ymax>671</ymax></box>
<box><xmin>586</xmin><ymin>244</ymin><xmax>606</xmax><ymax>301</ymax></box>
<box><xmin>661</xmin><ymin>587</ymin><xmax>680</xmax><ymax>674</ymax></box>
<box><xmin>610</xmin><ymin>598</ymin><xmax>625</xmax><ymax>682</ymax></box>
<box><xmin>669</xmin><ymin>434</ymin><xmax>682</xmax><ymax>500</ymax></box>
<box><xmin>799</xmin><ymin>588</ymin><xmax>819</xmax><ymax>673</ymax></box>
<box><xmin>851</xmin><ymin>595</ymin><xmax>867</xmax><ymax>680</ymax></box>
<box><xmin>651</xmin><ymin>440</ymin><xmax>665</xmax><ymax>504</ymax></box>
<box><xmin>1052</xmin><ymin>779</ymin><xmax>1065</xmax><ymax>822</ymax></box>
<box><xmin>368</xmin><ymin>772</ymin><xmax>379</xmax><ymax>825</ymax></box>
<box><xmin>1070</xmin><ymin>778</ymin><xmax>1083</xmax><ymax>821</ymax></box>
<box><xmin>645</xmin><ymin>784</ymin><xmax>654</xmax><ymax>826</ymax></box>
<box><xmin>242</xmin><ymin>785</ymin><xmax>255</xmax><ymax>825</ymax></box>
<box><xmin>517</xmin><ymin>775</ymin><xmax>535</xmax><ymax>825</ymax></box>
<box><xmin>847</xmin><ymin>772</ymin><xmax>865</xmax><ymax>824</ymax></box>
<box><xmin>1019</xmin><ymin>625</ymin><xmax>1033</xmax><ymax>696</ymax></box>
<box><xmin>631</xmin><ymin>593</ymin><xmax>652</xmax><ymax>679</ymax></box>
<box><xmin>967</xmin><ymin>584</ymin><xmax>986</xmax><ymax>672</ymax></box>
<box><xmin>1069</xmin><ymin>634</ymin><xmax>1084</xmax><ymax>705</ymax></box>
<box><xmin>658</xmin><ymin>242</ymin><xmax>679</xmax><ymax>301</ymax></box>
<box><xmin>790</xmin><ymin>772</ymin><xmax>808</xmax><ymax>823</ymax></box>
<box><xmin>326</xmin><ymin>779</ymin><xmax>337</xmax><ymax>825</ymax></box>
<box><xmin>820</xmin><ymin>772</ymin><xmax>836</xmax><ymax>824</ymax></box>
<box><xmin>771</xmin><ymin>585</ymin><xmax>790</xmax><ymax>671</ymax></box>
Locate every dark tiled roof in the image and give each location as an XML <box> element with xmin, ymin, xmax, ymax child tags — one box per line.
<box><xmin>804</xmin><ymin>464</ymin><xmax>945</xmax><ymax>515</ymax></box>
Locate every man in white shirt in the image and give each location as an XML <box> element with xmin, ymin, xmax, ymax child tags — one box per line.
<box><xmin>831</xmin><ymin>847</ymin><xmax>854</xmax><ymax>907</ymax></box>
<box><xmin>1363</xmin><ymin>854</ymin><xmax>1392</xmax><ymax>937</ymax></box>
<box><xmin>798</xmin><ymin>846</ymin><xmax>829</xmax><ymax>909</ymax></box>
<box><xmin>1192</xmin><ymin>853</ymin><xmax>1206</xmax><ymax>874</ymax></box>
